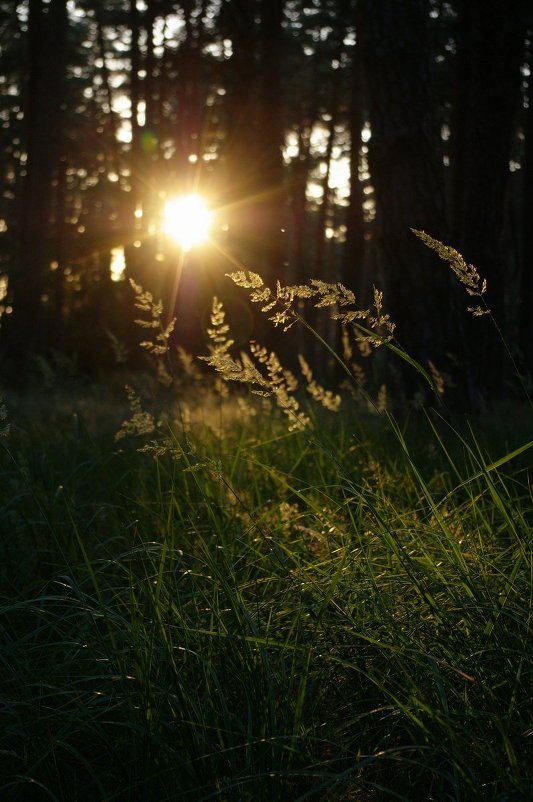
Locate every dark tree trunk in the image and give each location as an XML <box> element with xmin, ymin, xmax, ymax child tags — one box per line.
<box><xmin>124</xmin><ymin>0</ymin><xmax>145</xmax><ymax>288</ymax></box>
<box><xmin>3</xmin><ymin>0</ymin><xmax>68</xmax><ymax>375</ymax></box>
<box><xmin>314</xmin><ymin>31</ymin><xmax>345</xmax><ymax>280</ymax></box>
<box><xmin>357</xmin><ymin>0</ymin><xmax>455</xmax><ymax>400</ymax></box>
<box><xmin>144</xmin><ymin>4</ymin><xmax>158</xmax><ymax>157</ymax></box>
<box><xmin>221</xmin><ymin>0</ymin><xmax>286</xmax><ymax>278</ymax></box>
<box><xmin>452</xmin><ymin>0</ymin><xmax>528</xmax><ymax>404</ymax></box>
<box><xmin>343</xmin><ymin>41</ymin><xmax>366</xmax><ymax>301</ymax></box>
<box><xmin>288</xmin><ymin>54</ymin><xmax>321</xmax><ymax>288</ymax></box>
<box><xmin>217</xmin><ymin>0</ymin><xmax>287</xmax><ymax>350</ymax></box>
<box><xmin>253</xmin><ymin>0</ymin><xmax>286</xmax><ymax>285</ymax></box>
<box><xmin>313</xmin><ymin>101</ymin><xmax>338</xmax><ymax>279</ymax></box>
<box><xmin>53</xmin><ymin>155</ymin><xmax>67</xmax><ymax>350</ymax></box>
<box><xmin>289</xmin><ymin>121</ymin><xmax>314</xmax><ymax>283</ymax></box>
<box><xmin>94</xmin><ymin>3</ymin><xmax>121</xmax><ymax>177</ymax></box>
<box><xmin>520</xmin><ymin>38</ymin><xmax>533</xmax><ymax>376</ymax></box>
<box><xmin>175</xmin><ymin>0</ymin><xmax>203</xmax><ymax>179</ymax></box>
<box><xmin>129</xmin><ymin>0</ymin><xmax>142</xmax><ymax>193</ymax></box>
<box><xmin>218</xmin><ymin>0</ymin><xmax>257</xmax><ymax>248</ymax></box>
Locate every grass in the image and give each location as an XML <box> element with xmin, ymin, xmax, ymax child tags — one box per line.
<box><xmin>0</xmin><ymin>379</ymin><xmax>531</xmax><ymax>802</ymax></box>
<box><xmin>0</xmin><ymin>236</ymin><xmax>532</xmax><ymax>801</ymax></box>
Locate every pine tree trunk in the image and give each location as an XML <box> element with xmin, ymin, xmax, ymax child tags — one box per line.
<box><xmin>452</xmin><ymin>0</ymin><xmax>528</xmax><ymax>404</ymax></box>
<box><xmin>357</xmin><ymin>0</ymin><xmax>454</xmax><ymax>400</ymax></box>
<box><xmin>520</xmin><ymin>39</ymin><xmax>533</xmax><ymax>376</ymax></box>
<box><xmin>219</xmin><ymin>0</ymin><xmax>287</xmax><ymax>350</ymax></box>
<box><xmin>343</xmin><ymin>42</ymin><xmax>366</xmax><ymax>301</ymax></box>
<box><xmin>4</xmin><ymin>0</ymin><xmax>67</xmax><ymax>375</ymax></box>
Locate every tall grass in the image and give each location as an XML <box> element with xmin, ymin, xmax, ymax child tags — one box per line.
<box><xmin>0</xmin><ymin>234</ymin><xmax>532</xmax><ymax>801</ymax></box>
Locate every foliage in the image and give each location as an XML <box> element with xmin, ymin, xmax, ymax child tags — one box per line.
<box><xmin>1</xmin><ymin>381</ymin><xmax>532</xmax><ymax>801</ymax></box>
<box><xmin>1</xmin><ymin>1</ymin><xmax>531</xmax><ymax>393</ymax></box>
<box><xmin>1</xmin><ymin>243</ymin><xmax>532</xmax><ymax>800</ymax></box>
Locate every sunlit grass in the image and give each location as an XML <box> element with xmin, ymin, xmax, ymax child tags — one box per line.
<box><xmin>0</xmin><ymin>382</ymin><xmax>531</xmax><ymax>801</ymax></box>
<box><xmin>0</xmin><ymin>232</ymin><xmax>532</xmax><ymax>800</ymax></box>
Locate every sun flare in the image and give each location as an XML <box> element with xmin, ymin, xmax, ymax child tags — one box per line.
<box><xmin>162</xmin><ymin>193</ymin><xmax>213</xmax><ymax>251</ymax></box>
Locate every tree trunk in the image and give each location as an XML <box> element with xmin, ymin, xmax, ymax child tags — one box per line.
<box><xmin>343</xmin><ymin>41</ymin><xmax>366</xmax><ymax>301</ymax></box>
<box><xmin>4</xmin><ymin>0</ymin><xmax>68</xmax><ymax>375</ymax></box>
<box><xmin>452</xmin><ymin>0</ymin><xmax>528</xmax><ymax>404</ymax></box>
<box><xmin>313</xmin><ymin>0</ymin><xmax>349</xmax><ymax>283</ymax></box>
<box><xmin>94</xmin><ymin>3</ymin><xmax>121</xmax><ymax>178</ymax></box>
<box><xmin>288</xmin><ymin>52</ymin><xmax>321</xmax><ymax>288</ymax></box>
<box><xmin>253</xmin><ymin>0</ymin><xmax>287</xmax><ymax>285</ymax></box>
<box><xmin>124</xmin><ymin>0</ymin><xmax>145</xmax><ymax>289</ymax></box>
<box><xmin>218</xmin><ymin>0</ymin><xmax>287</xmax><ymax>350</ymax></box>
<box><xmin>222</xmin><ymin>0</ymin><xmax>286</xmax><ymax>281</ymax></box>
<box><xmin>314</xmin><ymin>63</ymin><xmax>343</xmax><ymax>279</ymax></box>
<box><xmin>357</xmin><ymin>0</ymin><xmax>456</xmax><ymax>401</ymax></box>
<box><xmin>520</xmin><ymin>36</ymin><xmax>533</xmax><ymax>376</ymax></box>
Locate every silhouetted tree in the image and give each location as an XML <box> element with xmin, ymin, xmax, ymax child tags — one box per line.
<box><xmin>343</xmin><ymin>28</ymin><xmax>366</xmax><ymax>300</ymax></box>
<box><xmin>451</xmin><ymin>0</ymin><xmax>528</xmax><ymax>403</ymax></box>
<box><xmin>219</xmin><ymin>0</ymin><xmax>286</xmax><ymax>284</ymax></box>
<box><xmin>357</xmin><ymin>0</ymin><xmax>455</xmax><ymax>398</ymax></box>
<box><xmin>520</xmin><ymin>31</ymin><xmax>533</xmax><ymax>377</ymax></box>
<box><xmin>5</xmin><ymin>0</ymin><xmax>68</xmax><ymax>374</ymax></box>
<box><xmin>0</xmin><ymin>0</ymin><xmax>531</xmax><ymax>393</ymax></box>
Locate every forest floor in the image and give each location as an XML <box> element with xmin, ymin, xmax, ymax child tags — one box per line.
<box><xmin>0</xmin><ymin>377</ymin><xmax>531</xmax><ymax>801</ymax></box>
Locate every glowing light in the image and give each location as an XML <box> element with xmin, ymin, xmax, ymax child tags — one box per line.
<box><xmin>162</xmin><ymin>194</ymin><xmax>213</xmax><ymax>251</ymax></box>
<box><xmin>110</xmin><ymin>247</ymin><xmax>126</xmax><ymax>282</ymax></box>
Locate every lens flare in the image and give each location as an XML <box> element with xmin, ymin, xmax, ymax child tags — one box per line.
<box><xmin>162</xmin><ymin>194</ymin><xmax>213</xmax><ymax>251</ymax></box>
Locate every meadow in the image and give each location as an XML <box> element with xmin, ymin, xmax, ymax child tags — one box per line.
<box><xmin>0</xmin><ymin>241</ymin><xmax>532</xmax><ymax>801</ymax></box>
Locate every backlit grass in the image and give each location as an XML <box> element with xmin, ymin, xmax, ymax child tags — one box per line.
<box><xmin>1</xmin><ymin>235</ymin><xmax>532</xmax><ymax>800</ymax></box>
<box><xmin>0</xmin><ymin>383</ymin><xmax>531</xmax><ymax>801</ymax></box>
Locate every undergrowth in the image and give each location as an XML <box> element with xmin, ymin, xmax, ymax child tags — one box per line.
<box><xmin>0</xmin><ymin>232</ymin><xmax>531</xmax><ymax>801</ymax></box>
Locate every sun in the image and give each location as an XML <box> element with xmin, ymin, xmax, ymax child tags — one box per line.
<box><xmin>162</xmin><ymin>193</ymin><xmax>213</xmax><ymax>251</ymax></box>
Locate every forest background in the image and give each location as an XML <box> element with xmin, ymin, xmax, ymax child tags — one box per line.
<box><xmin>0</xmin><ymin>0</ymin><xmax>532</xmax><ymax>407</ymax></box>
<box><xmin>2</xmin><ymin>4</ymin><xmax>533</xmax><ymax>801</ymax></box>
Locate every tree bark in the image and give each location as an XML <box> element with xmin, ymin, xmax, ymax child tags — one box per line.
<box><xmin>94</xmin><ymin>3</ymin><xmax>121</xmax><ymax>178</ymax></box>
<box><xmin>343</xmin><ymin>40</ymin><xmax>366</xmax><ymax>301</ymax></box>
<box><xmin>357</xmin><ymin>0</ymin><xmax>454</xmax><ymax>400</ymax></box>
<box><xmin>216</xmin><ymin>0</ymin><xmax>287</xmax><ymax>351</ymax></box>
<box><xmin>4</xmin><ymin>0</ymin><xmax>68</xmax><ymax>374</ymax></box>
<box><xmin>288</xmin><ymin>52</ymin><xmax>321</xmax><ymax>288</ymax></box>
<box><xmin>124</xmin><ymin>0</ymin><xmax>145</xmax><ymax>289</ymax></box>
<box><xmin>452</xmin><ymin>0</ymin><xmax>528</xmax><ymax>404</ymax></box>
<box><xmin>253</xmin><ymin>0</ymin><xmax>287</xmax><ymax>285</ymax></box>
<box><xmin>221</xmin><ymin>0</ymin><xmax>286</xmax><ymax>277</ymax></box>
<box><xmin>520</xmin><ymin>36</ymin><xmax>533</xmax><ymax>376</ymax></box>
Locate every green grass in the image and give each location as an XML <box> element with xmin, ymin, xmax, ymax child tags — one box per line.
<box><xmin>0</xmin><ymin>379</ymin><xmax>531</xmax><ymax>802</ymax></box>
<box><xmin>2</xmin><ymin>230</ymin><xmax>530</xmax><ymax>802</ymax></box>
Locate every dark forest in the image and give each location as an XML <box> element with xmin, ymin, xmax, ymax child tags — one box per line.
<box><xmin>0</xmin><ymin>0</ymin><xmax>531</xmax><ymax>402</ymax></box>
<box><xmin>1</xmin><ymin>3</ymin><xmax>532</xmax><ymax>801</ymax></box>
